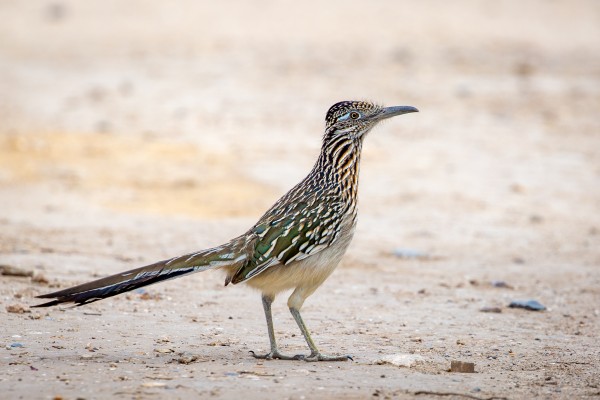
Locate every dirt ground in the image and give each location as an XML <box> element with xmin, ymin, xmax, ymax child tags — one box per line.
<box><xmin>1</xmin><ymin>1</ymin><xmax>599</xmax><ymax>399</ymax></box>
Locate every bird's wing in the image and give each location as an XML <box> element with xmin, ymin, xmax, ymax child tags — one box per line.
<box><xmin>230</xmin><ymin>195</ymin><xmax>345</xmax><ymax>284</ymax></box>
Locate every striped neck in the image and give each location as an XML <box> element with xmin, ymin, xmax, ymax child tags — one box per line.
<box><xmin>312</xmin><ymin>133</ymin><xmax>364</xmax><ymax>205</ymax></box>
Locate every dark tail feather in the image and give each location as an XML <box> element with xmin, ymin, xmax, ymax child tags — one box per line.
<box><xmin>33</xmin><ymin>259</ymin><xmax>195</xmax><ymax>307</ymax></box>
<box><xmin>34</xmin><ymin>238</ymin><xmax>249</xmax><ymax>307</ymax></box>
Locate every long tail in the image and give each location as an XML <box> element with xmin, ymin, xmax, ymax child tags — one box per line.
<box><xmin>34</xmin><ymin>236</ymin><xmax>250</xmax><ymax>307</ymax></box>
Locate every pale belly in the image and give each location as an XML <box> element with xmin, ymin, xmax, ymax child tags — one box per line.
<box><xmin>245</xmin><ymin>222</ymin><xmax>356</xmax><ymax>299</ymax></box>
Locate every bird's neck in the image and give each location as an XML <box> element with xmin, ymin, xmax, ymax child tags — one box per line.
<box><xmin>313</xmin><ymin>135</ymin><xmax>364</xmax><ymax>204</ymax></box>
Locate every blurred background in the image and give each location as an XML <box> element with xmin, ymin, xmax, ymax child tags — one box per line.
<box><xmin>1</xmin><ymin>2</ymin><xmax>599</xmax><ymax>397</ymax></box>
<box><xmin>0</xmin><ymin>0</ymin><xmax>598</xmax><ymax>263</ymax></box>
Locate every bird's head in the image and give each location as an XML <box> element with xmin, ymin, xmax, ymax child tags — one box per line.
<box><xmin>324</xmin><ymin>100</ymin><xmax>418</xmax><ymax>141</ymax></box>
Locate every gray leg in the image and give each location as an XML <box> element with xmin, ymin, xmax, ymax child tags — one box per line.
<box><xmin>289</xmin><ymin>307</ymin><xmax>352</xmax><ymax>362</ymax></box>
<box><xmin>250</xmin><ymin>295</ymin><xmax>303</xmax><ymax>361</ymax></box>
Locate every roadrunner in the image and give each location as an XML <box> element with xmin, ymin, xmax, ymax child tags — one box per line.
<box><xmin>35</xmin><ymin>101</ymin><xmax>418</xmax><ymax>361</ymax></box>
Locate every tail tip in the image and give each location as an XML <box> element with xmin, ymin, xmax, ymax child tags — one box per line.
<box><xmin>31</xmin><ymin>299</ymin><xmax>61</xmax><ymax>308</ymax></box>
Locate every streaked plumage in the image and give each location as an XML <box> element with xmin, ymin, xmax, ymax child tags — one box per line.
<box><xmin>35</xmin><ymin>100</ymin><xmax>418</xmax><ymax>361</ymax></box>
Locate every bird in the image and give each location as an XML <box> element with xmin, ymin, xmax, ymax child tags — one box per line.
<box><xmin>34</xmin><ymin>100</ymin><xmax>418</xmax><ymax>362</ymax></box>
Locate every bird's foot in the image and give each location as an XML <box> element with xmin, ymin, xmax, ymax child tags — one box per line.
<box><xmin>249</xmin><ymin>350</ymin><xmax>304</xmax><ymax>361</ymax></box>
<box><xmin>301</xmin><ymin>352</ymin><xmax>353</xmax><ymax>362</ymax></box>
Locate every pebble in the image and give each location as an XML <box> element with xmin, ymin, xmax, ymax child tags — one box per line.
<box><xmin>172</xmin><ymin>353</ymin><xmax>200</xmax><ymax>364</ymax></box>
<box><xmin>491</xmin><ymin>280</ymin><xmax>513</xmax><ymax>289</ymax></box>
<box><xmin>0</xmin><ymin>265</ymin><xmax>33</xmax><ymax>277</ymax></box>
<box><xmin>480</xmin><ymin>306</ymin><xmax>502</xmax><ymax>313</ymax></box>
<box><xmin>32</xmin><ymin>274</ymin><xmax>50</xmax><ymax>285</ymax></box>
<box><xmin>508</xmin><ymin>299</ymin><xmax>546</xmax><ymax>311</ymax></box>
<box><xmin>141</xmin><ymin>381</ymin><xmax>167</xmax><ymax>388</ymax></box>
<box><xmin>376</xmin><ymin>354</ymin><xmax>423</xmax><ymax>368</ymax></box>
<box><xmin>6</xmin><ymin>303</ymin><xmax>31</xmax><ymax>314</ymax></box>
<box><xmin>450</xmin><ymin>360</ymin><xmax>475</xmax><ymax>373</ymax></box>
<box><xmin>154</xmin><ymin>348</ymin><xmax>175</xmax><ymax>354</ymax></box>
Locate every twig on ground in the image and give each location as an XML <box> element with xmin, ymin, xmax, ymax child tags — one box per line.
<box><xmin>414</xmin><ymin>391</ymin><xmax>508</xmax><ymax>400</ymax></box>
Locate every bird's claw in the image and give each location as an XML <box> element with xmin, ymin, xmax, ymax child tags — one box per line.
<box><xmin>250</xmin><ymin>350</ymin><xmax>352</xmax><ymax>362</ymax></box>
<box><xmin>302</xmin><ymin>353</ymin><xmax>353</xmax><ymax>362</ymax></box>
<box><xmin>249</xmin><ymin>350</ymin><xmax>304</xmax><ymax>361</ymax></box>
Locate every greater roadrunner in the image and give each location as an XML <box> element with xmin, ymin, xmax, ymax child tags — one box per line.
<box><xmin>35</xmin><ymin>101</ymin><xmax>418</xmax><ymax>362</ymax></box>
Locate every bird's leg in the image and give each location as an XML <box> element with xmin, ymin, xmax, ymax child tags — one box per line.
<box><xmin>289</xmin><ymin>307</ymin><xmax>352</xmax><ymax>362</ymax></box>
<box><xmin>250</xmin><ymin>294</ymin><xmax>303</xmax><ymax>361</ymax></box>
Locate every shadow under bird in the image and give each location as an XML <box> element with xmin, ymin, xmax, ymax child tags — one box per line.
<box><xmin>35</xmin><ymin>101</ymin><xmax>418</xmax><ymax>362</ymax></box>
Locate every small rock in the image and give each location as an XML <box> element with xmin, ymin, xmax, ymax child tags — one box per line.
<box><xmin>377</xmin><ymin>354</ymin><xmax>423</xmax><ymax>368</ymax></box>
<box><xmin>139</xmin><ymin>291</ymin><xmax>162</xmax><ymax>301</ymax></box>
<box><xmin>154</xmin><ymin>348</ymin><xmax>175</xmax><ymax>354</ymax></box>
<box><xmin>450</xmin><ymin>360</ymin><xmax>475</xmax><ymax>373</ymax></box>
<box><xmin>171</xmin><ymin>353</ymin><xmax>201</xmax><ymax>364</ymax></box>
<box><xmin>0</xmin><ymin>265</ymin><xmax>33</xmax><ymax>277</ymax></box>
<box><xmin>32</xmin><ymin>274</ymin><xmax>50</xmax><ymax>285</ymax></box>
<box><xmin>509</xmin><ymin>299</ymin><xmax>546</xmax><ymax>311</ymax></box>
<box><xmin>491</xmin><ymin>280</ymin><xmax>513</xmax><ymax>289</ymax></box>
<box><xmin>29</xmin><ymin>312</ymin><xmax>44</xmax><ymax>320</ymax></box>
<box><xmin>6</xmin><ymin>303</ymin><xmax>31</xmax><ymax>314</ymax></box>
<box><xmin>480</xmin><ymin>306</ymin><xmax>502</xmax><ymax>313</ymax></box>
<box><xmin>141</xmin><ymin>381</ymin><xmax>167</xmax><ymax>388</ymax></box>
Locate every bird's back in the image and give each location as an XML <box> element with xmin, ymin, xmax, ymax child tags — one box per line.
<box><xmin>227</xmin><ymin>157</ymin><xmax>360</xmax><ymax>287</ymax></box>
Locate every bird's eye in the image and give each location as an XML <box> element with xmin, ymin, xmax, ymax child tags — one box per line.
<box><xmin>350</xmin><ymin>112</ymin><xmax>360</xmax><ymax>120</ymax></box>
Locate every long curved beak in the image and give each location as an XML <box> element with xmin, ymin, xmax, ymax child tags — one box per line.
<box><xmin>374</xmin><ymin>105</ymin><xmax>419</xmax><ymax>121</ymax></box>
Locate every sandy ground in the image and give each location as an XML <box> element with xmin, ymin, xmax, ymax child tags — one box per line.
<box><xmin>1</xmin><ymin>1</ymin><xmax>599</xmax><ymax>399</ymax></box>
